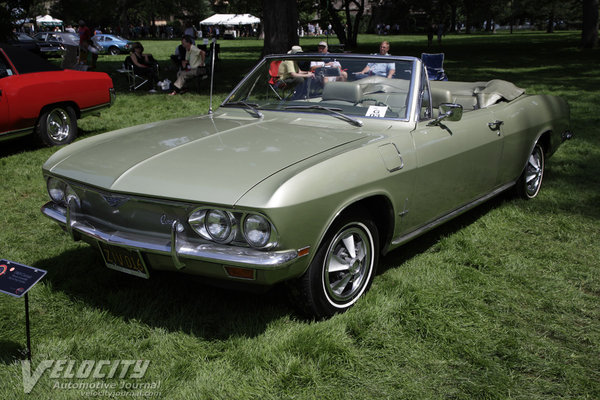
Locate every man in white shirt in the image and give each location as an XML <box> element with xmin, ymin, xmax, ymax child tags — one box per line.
<box><xmin>170</xmin><ymin>35</ymin><xmax>206</xmax><ymax>95</ymax></box>
<box><xmin>310</xmin><ymin>41</ymin><xmax>347</xmax><ymax>82</ymax></box>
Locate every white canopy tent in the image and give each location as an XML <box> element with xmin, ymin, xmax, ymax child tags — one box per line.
<box><xmin>200</xmin><ymin>13</ymin><xmax>260</xmax><ymax>26</ymax></box>
<box><xmin>36</xmin><ymin>15</ymin><xmax>63</xmax><ymax>27</ymax></box>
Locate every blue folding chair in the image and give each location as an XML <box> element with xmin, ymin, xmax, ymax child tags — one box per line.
<box><xmin>421</xmin><ymin>53</ymin><xmax>448</xmax><ymax>81</ymax></box>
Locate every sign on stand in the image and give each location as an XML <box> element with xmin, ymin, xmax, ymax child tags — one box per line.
<box><xmin>0</xmin><ymin>260</ymin><xmax>46</xmax><ymax>297</ymax></box>
<box><xmin>0</xmin><ymin>259</ymin><xmax>47</xmax><ymax>362</ymax></box>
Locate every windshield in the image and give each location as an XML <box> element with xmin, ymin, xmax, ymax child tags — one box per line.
<box><xmin>16</xmin><ymin>33</ymin><xmax>35</xmax><ymax>42</ymax></box>
<box><xmin>224</xmin><ymin>54</ymin><xmax>415</xmax><ymax>121</ymax></box>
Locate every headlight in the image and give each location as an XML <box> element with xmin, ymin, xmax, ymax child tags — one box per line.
<box><xmin>47</xmin><ymin>177</ymin><xmax>80</xmax><ymax>207</ymax></box>
<box><xmin>205</xmin><ymin>209</ymin><xmax>234</xmax><ymax>243</ymax></box>
<box><xmin>243</xmin><ymin>214</ymin><xmax>272</xmax><ymax>248</ymax></box>
<box><xmin>47</xmin><ymin>178</ymin><xmax>66</xmax><ymax>203</ymax></box>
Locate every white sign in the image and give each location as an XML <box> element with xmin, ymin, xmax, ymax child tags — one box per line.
<box><xmin>365</xmin><ymin>106</ymin><xmax>388</xmax><ymax>118</ymax></box>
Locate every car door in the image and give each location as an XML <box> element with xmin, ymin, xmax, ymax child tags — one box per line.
<box><xmin>0</xmin><ymin>51</ymin><xmax>14</xmax><ymax>134</ymax></box>
<box><xmin>409</xmin><ymin>77</ymin><xmax>504</xmax><ymax>226</ymax></box>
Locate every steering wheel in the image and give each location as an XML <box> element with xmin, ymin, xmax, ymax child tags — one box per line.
<box><xmin>354</xmin><ymin>98</ymin><xmax>389</xmax><ymax>108</ymax></box>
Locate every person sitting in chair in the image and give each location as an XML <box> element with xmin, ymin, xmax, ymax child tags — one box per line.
<box><xmin>129</xmin><ymin>42</ymin><xmax>159</xmax><ymax>92</ymax></box>
<box><xmin>278</xmin><ymin>46</ymin><xmax>314</xmax><ymax>86</ymax></box>
<box><xmin>169</xmin><ymin>35</ymin><xmax>206</xmax><ymax>95</ymax></box>
<box><xmin>170</xmin><ymin>41</ymin><xmax>186</xmax><ymax>71</ymax></box>
<box><xmin>357</xmin><ymin>41</ymin><xmax>395</xmax><ymax>79</ymax></box>
<box><xmin>310</xmin><ymin>41</ymin><xmax>347</xmax><ymax>82</ymax></box>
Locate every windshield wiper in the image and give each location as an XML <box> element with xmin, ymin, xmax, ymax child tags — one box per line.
<box><xmin>284</xmin><ymin>105</ymin><xmax>363</xmax><ymax>127</ymax></box>
<box><xmin>223</xmin><ymin>101</ymin><xmax>263</xmax><ymax>118</ymax></box>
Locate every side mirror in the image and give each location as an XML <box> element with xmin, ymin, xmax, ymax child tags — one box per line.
<box><xmin>427</xmin><ymin>103</ymin><xmax>463</xmax><ymax>126</ymax></box>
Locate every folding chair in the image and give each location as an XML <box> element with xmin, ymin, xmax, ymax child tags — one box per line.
<box><xmin>268</xmin><ymin>60</ymin><xmax>286</xmax><ymax>99</ymax></box>
<box><xmin>421</xmin><ymin>53</ymin><xmax>448</xmax><ymax>81</ymax></box>
<box><xmin>117</xmin><ymin>56</ymin><xmax>150</xmax><ymax>91</ymax></box>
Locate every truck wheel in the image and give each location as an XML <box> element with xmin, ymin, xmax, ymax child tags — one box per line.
<box><xmin>36</xmin><ymin>106</ymin><xmax>77</xmax><ymax>146</ymax></box>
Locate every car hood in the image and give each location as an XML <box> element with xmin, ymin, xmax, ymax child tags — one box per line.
<box><xmin>45</xmin><ymin>111</ymin><xmax>374</xmax><ymax>205</ymax></box>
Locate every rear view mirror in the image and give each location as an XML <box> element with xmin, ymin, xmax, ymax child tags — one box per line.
<box><xmin>439</xmin><ymin>103</ymin><xmax>463</xmax><ymax>121</ymax></box>
<box><xmin>428</xmin><ymin>103</ymin><xmax>463</xmax><ymax>126</ymax></box>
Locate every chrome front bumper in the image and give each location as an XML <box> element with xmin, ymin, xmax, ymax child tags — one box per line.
<box><xmin>41</xmin><ymin>201</ymin><xmax>300</xmax><ymax>271</ymax></box>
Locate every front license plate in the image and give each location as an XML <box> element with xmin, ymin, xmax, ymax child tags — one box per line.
<box><xmin>98</xmin><ymin>242</ymin><xmax>149</xmax><ymax>279</ymax></box>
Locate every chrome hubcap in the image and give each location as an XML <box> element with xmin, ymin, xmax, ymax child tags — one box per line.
<box><xmin>525</xmin><ymin>146</ymin><xmax>543</xmax><ymax>196</ymax></box>
<box><xmin>323</xmin><ymin>224</ymin><xmax>373</xmax><ymax>304</ymax></box>
<box><xmin>46</xmin><ymin>108</ymin><xmax>71</xmax><ymax>142</ymax></box>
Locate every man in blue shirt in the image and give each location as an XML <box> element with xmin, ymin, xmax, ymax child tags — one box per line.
<box><xmin>358</xmin><ymin>41</ymin><xmax>395</xmax><ymax>79</ymax></box>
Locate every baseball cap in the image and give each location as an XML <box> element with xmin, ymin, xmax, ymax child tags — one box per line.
<box><xmin>287</xmin><ymin>45</ymin><xmax>303</xmax><ymax>54</ymax></box>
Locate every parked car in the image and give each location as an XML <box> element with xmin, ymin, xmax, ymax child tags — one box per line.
<box><xmin>0</xmin><ymin>43</ymin><xmax>115</xmax><ymax>146</ymax></box>
<box><xmin>40</xmin><ymin>53</ymin><xmax>572</xmax><ymax>317</ymax></box>
<box><xmin>34</xmin><ymin>32</ymin><xmax>80</xmax><ymax>49</ymax></box>
<box><xmin>7</xmin><ymin>32</ymin><xmax>42</xmax><ymax>55</ymax></box>
<box><xmin>91</xmin><ymin>34</ymin><xmax>133</xmax><ymax>55</ymax></box>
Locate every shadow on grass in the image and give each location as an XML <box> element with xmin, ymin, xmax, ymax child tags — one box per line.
<box><xmin>35</xmin><ymin>246</ymin><xmax>292</xmax><ymax>340</ymax></box>
<box><xmin>34</xmin><ymin>192</ymin><xmax>511</xmax><ymax>339</ymax></box>
<box><xmin>0</xmin><ymin>340</ymin><xmax>27</xmax><ymax>365</ymax></box>
<box><xmin>377</xmin><ymin>192</ymin><xmax>510</xmax><ymax>273</ymax></box>
<box><xmin>0</xmin><ymin>135</ymin><xmax>41</xmax><ymax>158</ymax></box>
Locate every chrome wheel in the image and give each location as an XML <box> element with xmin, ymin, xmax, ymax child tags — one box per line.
<box><xmin>37</xmin><ymin>106</ymin><xmax>77</xmax><ymax>146</ymax></box>
<box><xmin>289</xmin><ymin>213</ymin><xmax>379</xmax><ymax>319</ymax></box>
<box><xmin>46</xmin><ymin>108</ymin><xmax>72</xmax><ymax>142</ymax></box>
<box><xmin>323</xmin><ymin>223</ymin><xmax>374</xmax><ymax>306</ymax></box>
<box><xmin>524</xmin><ymin>144</ymin><xmax>545</xmax><ymax>198</ymax></box>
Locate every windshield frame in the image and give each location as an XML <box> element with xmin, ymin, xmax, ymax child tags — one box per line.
<box><xmin>222</xmin><ymin>53</ymin><xmax>421</xmax><ymax>123</ymax></box>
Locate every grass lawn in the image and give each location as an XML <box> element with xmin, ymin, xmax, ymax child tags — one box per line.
<box><xmin>0</xmin><ymin>32</ymin><xmax>598</xmax><ymax>399</ymax></box>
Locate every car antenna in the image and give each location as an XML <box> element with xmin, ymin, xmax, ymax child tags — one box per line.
<box><xmin>208</xmin><ymin>38</ymin><xmax>217</xmax><ymax>116</ymax></box>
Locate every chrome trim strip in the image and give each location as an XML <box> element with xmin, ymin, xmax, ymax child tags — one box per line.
<box><xmin>391</xmin><ymin>181</ymin><xmax>515</xmax><ymax>246</ymax></box>
<box><xmin>80</xmin><ymin>102</ymin><xmax>111</xmax><ymax>117</ymax></box>
<box><xmin>0</xmin><ymin>126</ymin><xmax>33</xmax><ymax>138</ymax></box>
<box><xmin>41</xmin><ymin>202</ymin><xmax>299</xmax><ymax>269</ymax></box>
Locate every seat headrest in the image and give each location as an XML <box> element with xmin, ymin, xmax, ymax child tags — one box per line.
<box><xmin>321</xmin><ymin>82</ymin><xmax>362</xmax><ymax>103</ymax></box>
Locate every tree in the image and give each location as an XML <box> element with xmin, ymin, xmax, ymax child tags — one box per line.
<box><xmin>262</xmin><ymin>0</ymin><xmax>297</xmax><ymax>56</ymax></box>
<box><xmin>1</xmin><ymin>0</ymin><xmax>41</xmax><ymax>41</ymax></box>
<box><xmin>319</xmin><ymin>0</ymin><xmax>366</xmax><ymax>50</ymax></box>
<box><xmin>582</xmin><ymin>0</ymin><xmax>599</xmax><ymax>47</ymax></box>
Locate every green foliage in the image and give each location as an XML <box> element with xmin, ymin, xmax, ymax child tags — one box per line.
<box><xmin>0</xmin><ymin>33</ymin><xmax>599</xmax><ymax>399</ymax></box>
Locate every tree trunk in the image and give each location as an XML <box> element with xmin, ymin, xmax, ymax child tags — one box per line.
<box><xmin>546</xmin><ymin>9</ymin><xmax>555</xmax><ymax>33</ymax></box>
<box><xmin>262</xmin><ymin>0</ymin><xmax>298</xmax><ymax>56</ymax></box>
<box><xmin>582</xmin><ymin>0</ymin><xmax>599</xmax><ymax>48</ymax></box>
<box><xmin>450</xmin><ymin>4</ymin><xmax>457</xmax><ymax>33</ymax></box>
<box><xmin>349</xmin><ymin>0</ymin><xmax>364</xmax><ymax>49</ymax></box>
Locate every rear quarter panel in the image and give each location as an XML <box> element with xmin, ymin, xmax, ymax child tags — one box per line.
<box><xmin>492</xmin><ymin>94</ymin><xmax>569</xmax><ymax>185</ymax></box>
<box><xmin>0</xmin><ymin>70</ymin><xmax>113</xmax><ymax>132</ymax></box>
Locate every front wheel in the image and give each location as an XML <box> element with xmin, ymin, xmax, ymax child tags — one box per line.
<box><xmin>109</xmin><ymin>46</ymin><xmax>120</xmax><ymax>55</ymax></box>
<box><xmin>516</xmin><ymin>143</ymin><xmax>545</xmax><ymax>199</ymax></box>
<box><xmin>36</xmin><ymin>106</ymin><xmax>77</xmax><ymax>146</ymax></box>
<box><xmin>290</xmin><ymin>213</ymin><xmax>379</xmax><ymax>319</ymax></box>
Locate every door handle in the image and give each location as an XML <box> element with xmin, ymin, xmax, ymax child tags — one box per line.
<box><xmin>488</xmin><ymin>120</ymin><xmax>503</xmax><ymax>135</ymax></box>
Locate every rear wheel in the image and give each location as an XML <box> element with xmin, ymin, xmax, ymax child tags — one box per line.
<box><xmin>36</xmin><ymin>106</ymin><xmax>77</xmax><ymax>146</ymax></box>
<box><xmin>516</xmin><ymin>143</ymin><xmax>545</xmax><ymax>199</ymax></box>
<box><xmin>109</xmin><ymin>46</ymin><xmax>120</xmax><ymax>55</ymax></box>
<box><xmin>290</xmin><ymin>213</ymin><xmax>379</xmax><ymax>319</ymax></box>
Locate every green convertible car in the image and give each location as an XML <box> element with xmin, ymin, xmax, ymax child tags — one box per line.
<box><xmin>41</xmin><ymin>53</ymin><xmax>572</xmax><ymax>318</ymax></box>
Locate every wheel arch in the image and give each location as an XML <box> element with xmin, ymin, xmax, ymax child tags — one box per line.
<box><xmin>536</xmin><ymin>129</ymin><xmax>552</xmax><ymax>155</ymax></box>
<box><xmin>318</xmin><ymin>194</ymin><xmax>395</xmax><ymax>259</ymax></box>
<box><xmin>38</xmin><ymin>101</ymin><xmax>82</xmax><ymax>120</ymax></box>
